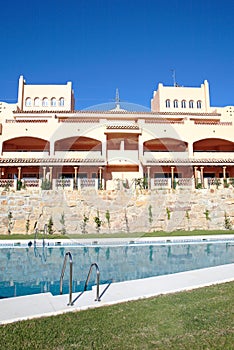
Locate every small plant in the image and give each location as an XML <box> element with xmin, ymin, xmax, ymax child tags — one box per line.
<box><xmin>25</xmin><ymin>216</ymin><xmax>30</xmax><ymax>234</ymax></box>
<box><xmin>4</xmin><ymin>181</ymin><xmax>11</xmax><ymax>191</ymax></box>
<box><xmin>81</xmin><ymin>214</ymin><xmax>89</xmax><ymax>234</ymax></box>
<box><xmin>17</xmin><ymin>179</ymin><xmax>22</xmax><ymax>191</ymax></box>
<box><xmin>41</xmin><ymin>179</ymin><xmax>52</xmax><ymax>190</ymax></box>
<box><xmin>47</xmin><ymin>216</ymin><xmax>54</xmax><ymax>235</ymax></box>
<box><xmin>204</xmin><ymin>209</ymin><xmax>210</xmax><ymax>221</ymax></box>
<box><xmin>148</xmin><ymin>205</ymin><xmax>153</xmax><ymax>226</ymax></box>
<box><xmin>214</xmin><ymin>178</ymin><xmax>221</xmax><ymax>189</ymax></box>
<box><xmin>172</xmin><ymin>179</ymin><xmax>177</xmax><ymax>190</ymax></box>
<box><xmin>124</xmin><ymin>209</ymin><xmax>130</xmax><ymax>233</ymax></box>
<box><xmin>166</xmin><ymin>207</ymin><xmax>171</xmax><ymax>220</ymax></box>
<box><xmin>195</xmin><ymin>182</ymin><xmax>202</xmax><ymax>189</ymax></box>
<box><xmin>224</xmin><ymin>212</ymin><xmax>232</xmax><ymax>230</ymax></box>
<box><xmin>223</xmin><ymin>178</ymin><xmax>229</xmax><ymax>188</ymax></box>
<box><xmin>185</xmin><ymin>210</ymin><xmax>190</xmax><ymax>230</ymax></box>
<box><xmin>7</xmin><ymin>211</ymin><xmax>14</xmax><ymax>235</ymax></box>
<box><xmin>105</xmin><ymin>210</ymin><xmax>111</xmax><ymax>230</ymax></box>
<box><xmin>59</xmin><ymin>212</ymin><xmax>66</xmax><ymax>235</ymax></box>
<box><xmin>94</xmin><ymin>210</ymin><xmax>102</xmax><ymax>233</ymax></box>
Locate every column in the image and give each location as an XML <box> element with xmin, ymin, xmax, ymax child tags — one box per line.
<box><xmin>147</xmin><ymin>166</ymin><xmax>151</xmax><ymax>189</ymax></box>
<box><xmin>49</xmin><ymin>167</ymin><xmax>53</xmax><ymax>182</ymax></box>
<box><xmin>200</xmin><ymin>166</ymin><xmax>204</xmax><ymax>188</ymax></box>
<box><xmin>43</xmin><ymin>167</ymin><xmax>46</xmax><ymax>180</ymax></box>
<box><xmin>99</xmin><ymin>167</ymin><xmax>103</xmax><ymax>190</ymax></box>
<box><xmin>187</xmin><ymin>142</ymin><xmax>193</xmax><ymax>158</ymax></box>
<box><xmin>194</xmin><ymin>166</ymin><xmax>198</xmax><ymax>187</ymax></box>
<box><xmin>50</xmin><ymin>142</ymin><xmax>54</xmax><ymax>156</ymax></box>
<box><xmin>171</xmin><ymin>166</ymin><xmax>175</xmax><ymax>189</ymax></box>
<box><xmin>102</xmin><ymin>139</ymin><xmax>107</xmax><ymax>160</ymax></box>
<box><xmin>17</xmin><ymin>167</ymin><xmax>21</xmax><ymax>180</ymax></box>
<box><xmin>74</xmin><ymin>167</ymin><xmax>78</xmax><ymax>189</ymax></box>
<box><xmin>223</xmin><ymin>166</ymin><xmax>226</xmax><ymax>179</ymax></box>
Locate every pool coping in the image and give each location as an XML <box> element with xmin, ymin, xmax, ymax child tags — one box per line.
<box><xmin>0</xmin><ymin>263</ymin><xmax>233</xmax><ymax>325</ymax></box>
<box><xmin>0</xmin><ymin>234</ymin><xmax>234</xmax><ymax>248</ymax></box>
<box><xmin>0</xmin><ymin>235</ymin><xmax>234</xmax><ymax>325</ymax></box>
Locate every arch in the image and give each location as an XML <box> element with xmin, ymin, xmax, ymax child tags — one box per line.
<box><xmin>165</xmin><ymin>99</ymin><xmax>170</xmax><ymax>108</ymax></box>
<box><xmin>181</xmin><ymin>100</ymin><xmax>186</xmax><ymax>108</ymax></box>
<box><xmin>193</xmin><ymin>138</ymin><xmax>234</xmax><ymax>152</ymax></box>
<box><xmin>54</xmin><ymin>136</ymin><xmax>102</xmax><ymax>151</ymax></box>
<box><xmin>51</xmin><ymin>97</ymin><xmax>56</xmax><ymax>107</ymax></box>
<box><xmin>59</xmin><ymin>97</ymin><xmax>65</xmax><ymax>106</ymax></box>
<box><xmin>42</xmin><ymin>97</ymin><xmax>49</xmax><ymax>107</ymax></box>
<box><xmin>34</xmin><ymin>97</ymin><xmax>40</xmax><ymax>107</ymax></box>
<box><xmin>144</xmin><ymin>138</ymin><xmax>188</xmax><ymax>152</ymax></box>
<box><xmin>197</xmin><ymin>100</ymin><xmax>202</xmax><ymax>109</ymax></box>
<box><xmin>25</xmin><ymin>97</ymin><xmax>32</xmax><ymax>107</ymax></box>
<box><xmin>173</xmin><ymin>100</ymin><xmax>178</xmax><ymax>108</ymax></box>
<box><xmin>2</xmin><ymin>137</ymin><xmax>49</xmax><ymax>152</ymax></box>
<box><xmin>189</xmin><ymin>100</ymin><xmax>194</xmax><ymax>108</ymax></box>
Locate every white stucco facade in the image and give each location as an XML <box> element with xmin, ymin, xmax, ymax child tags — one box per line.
<box><xmin>0</xmin><ymin>76</ymin><xmax>233</xmax><ymax>190</ymax></box>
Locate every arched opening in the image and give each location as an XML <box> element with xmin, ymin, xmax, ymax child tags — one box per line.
<box><xmin>2</xmin><ymin>137</ymin><xmax>49</xmax><ymax>152</ymax></box>
<box><xmin>54</xmin><ymin>136</ymin><xmax>102</xmax><ymax>151</ymax></box>
<box><xmin>144</xmin><ymin>138</ymin><xmax>187</xmax><ymax>152</ymax></box>
<box><xmin>193</xmin><ymin>138</ymin><xmax>234</xmax><ymax>152</ymax></box>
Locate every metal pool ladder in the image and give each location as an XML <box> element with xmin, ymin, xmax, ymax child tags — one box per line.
<box><xmin>60</xmin><ymin>252</ymin><xmax>101</xmax><ymax>306</ymax></box>
<box><xmin>60</xmin><ymin>251</ymin><xmax>73</xmax><ymax>305</ymax></box>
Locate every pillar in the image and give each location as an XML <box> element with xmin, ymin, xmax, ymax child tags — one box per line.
<box><xmin>43</xmin><ymin>167</ymin><xmax>46</xmax><ymax>180</ymax></box>
<box><xmin>147</xmin><ymin>166</ymin><xmax>151</xmax><ymax>189</ymax></box>
<box><xmin>187</xmin><ymin>142</ymin><xmax>193</xmax><ymax>158</ymax></box>
<box><xmin>200</xmin><ymin>166</ymin><xmax>204</xmax><ymax>188</ymax></box>
<box><xmin>74</xmin><ymin>166</ymin><xmax>78</xmax><ymax>189</ymax></box>
<box><xmin>223</xmin><ymin>166</ymin><xmax>226</xmax><ymax>179</ymax></box>
<box><xmin>99</xmin><ymin>167</ymin><xmax>103</xmax><ymax>189</ymax></box>
<box><xmin>171</xmin><ymin>166</ymin><xmax>175</xmax><ymax>189</ymax></box>
<box><xmin>49</xmin><ymin>167</ymin><xmax>53</xmax><ymax>182</ymax></box>
<box><xmin>17</xmin><ymin>167</ymin><xmax>21</xmax><ymax>180</ymax></box>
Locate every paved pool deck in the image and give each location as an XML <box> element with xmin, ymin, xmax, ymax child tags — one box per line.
<box><xmin>0</xmin><ymin>235</ymin><xmax>234</xmax><ymax>325</ymax></box>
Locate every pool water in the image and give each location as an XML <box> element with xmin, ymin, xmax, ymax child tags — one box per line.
<box><xmin>0</xmin><ymin>240</ymin><xmax>233</xmax><ymax>298</ymax></box>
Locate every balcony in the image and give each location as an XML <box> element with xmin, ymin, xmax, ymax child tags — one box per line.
<box><xmin>107</xmin><ymin>150</ymin><xmax>139</xmax><ymax>165</ymax></box>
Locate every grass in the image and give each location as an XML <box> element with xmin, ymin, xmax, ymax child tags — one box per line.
<box><xmin>0</xmin><ymin>282</ymin><xmax>233</xmax><ymax>349</ymax></box>
<box><xmin>0</xmin><ymin>229</ymin><xmax>234</xmax><ymax>240</ymax></box>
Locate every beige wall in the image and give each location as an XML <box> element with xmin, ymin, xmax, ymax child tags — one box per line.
<box><xmin>151</xmin><ymin>80</ymin><xmax>211</xmax><ymax>113</ymax></box>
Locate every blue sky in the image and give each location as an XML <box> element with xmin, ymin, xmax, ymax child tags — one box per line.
<box><xmin>0</xmin><ymin>0</ymin><xmax>233</xmax><ymax>109</ymax></box>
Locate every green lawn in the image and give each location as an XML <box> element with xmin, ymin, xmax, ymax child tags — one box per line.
<box><xmin>0</xmin><ymin>282</ymin><xmax>233</xmax><ymax>350</ymax></box>
<box><xmin>0</xmin><ymin>229</ymin><xmax>234</xmax><ymax>240</ymax></box>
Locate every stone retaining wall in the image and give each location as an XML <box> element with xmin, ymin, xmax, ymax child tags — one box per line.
<box><xmin>0</xmin><ymin>188</ymin><xmax>234</xmax><ymax>235</ymax></box>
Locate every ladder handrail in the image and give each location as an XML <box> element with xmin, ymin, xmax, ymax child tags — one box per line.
<box><xmin>60</xmin><ymin>251</ymin><xmax>73</xmax><ymax>306</ymax></box>
<box><xmin>84</xmin><ymin>263</ymin><xmax>101</xmax><ymax>301</ymax></box>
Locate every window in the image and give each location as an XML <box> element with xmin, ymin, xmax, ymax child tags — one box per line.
<box><xmin>25</xmin><ymin>97</ymin><xmax>32</xmax><ymax>107</ymax></box>
<box><xmin>197</xmin><ymin>100</ymin><xmax>202</xmax><ymax>109</ymax></box>
<box><xmin>34</xmin><ymin>97</ymin><xmax>40</xmax><ymax>107</ymax></box>
<box><xmin>181</xmin><ymin>100</ymin><xmax>186</xmax><ymax>108</ymax></box>
<box><xmin>165</xmin><ymin>99</ymin><xmax>170</xmax><ymax>108</ymax></box>
<box><xmin>189</xmin><ymin>100</ymin><xmax>194</xmax><ymax>108</ymax></box>
<box><xmin>59</xmin><ymin>97</ymin><xmax>65</xmax><ymax>107</ymax></box>
<box><xmin>51</xmin><ymin>98</ymin><xmax>56</xmax><ymax>107</ymax></box>
<box><xmin>173</xmin><ymin>99</ymin><xmax>178</xmax><ymax>108</ymax></box>
<box><xmin>42</xmin><ymin>98</ymin><xmax>48</xmax><ymax>107</ymax></box>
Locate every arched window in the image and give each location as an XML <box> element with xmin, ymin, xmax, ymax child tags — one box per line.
<box><xmin>42</xmin><ymin>98</ymin><xmax>49</xmax><ymax>107</ymax></box>
<box><xmin>34</xmin><ymin>97</ymin><xmax>40</xmax><ymax>107</ymax></box>
<box><xmin>189</xmin><ymin>100</ymin><xmax>194</xmax><ymax>108</ymax></box>
<box><xmin>25</xmin><ymin>97</ymin><xmax>32</xmax><ymax>107</ymax></box>
<box><xmin>181</xmin><ymin>100</ymin><xmax>186</xmax><ymax>108</ymax></box>
<box><xmin>197</xmin><ymin>100</ymin><xmax>202</xmax><ymax>109</ymax></box>
<box><xmin>59</xmin><ymin>97</ymin><xmax>65</xmax><ymax>107</ymax></box>
<box><xmin>173</xmin><ymin>99</ymin><xmax>178</xmax><ymax>108</ymax></box>
<box><xmin>51</xmin><ymin>98</ymin><xmax>56</xmax><ymax>107</ymax></box>
<box><xmin>165</xmin><ymin>99</ymin><xmax>170</xmax><ymax>108</ymax></box>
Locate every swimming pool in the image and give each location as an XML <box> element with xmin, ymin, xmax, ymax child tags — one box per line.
<box><xmin>0</xmin><ymin>237</ymin><xmax>234</xmax><ymax>299</ymax></box>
